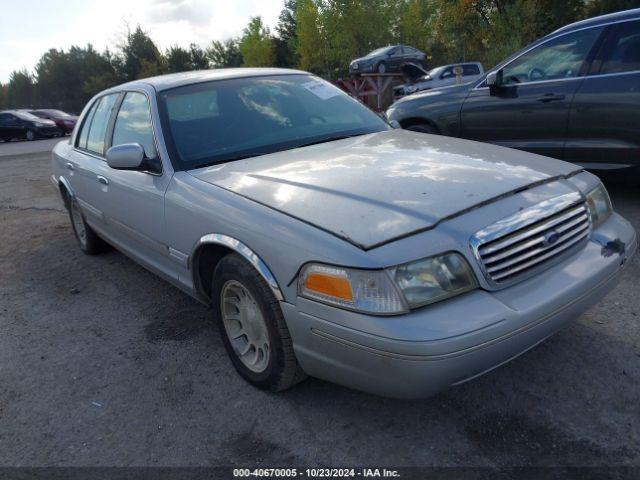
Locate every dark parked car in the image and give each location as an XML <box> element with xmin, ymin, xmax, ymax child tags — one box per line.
<box><xmin>0</xmin><ymin>110</ymin><xmax>60</xmax><ymax>141</ymax></box>
<box><xmin>29</xmin><ymin>109</ymin><xmax>78</xmax><ymax>135</ymax></box>
<box><xmin>349</xmin><ymin>45</ymin><xmax>426</xmax><ymax>74</ymax></box>
<box><xmin>387</xmin><ymin>8</ymin><xmax>640</xmax><ymax>177</ymax></box>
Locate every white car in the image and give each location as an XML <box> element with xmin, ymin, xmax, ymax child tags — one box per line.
<box><xmin>394</xmin><ymin>62</ymin><xmax>484</xmax><ymax>98</ymax></box>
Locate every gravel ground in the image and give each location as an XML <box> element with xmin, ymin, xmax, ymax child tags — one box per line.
<box><xmin>0</xmin><ymin>145</ymin><xmax>639</xmax><ymax>469</ymax></box>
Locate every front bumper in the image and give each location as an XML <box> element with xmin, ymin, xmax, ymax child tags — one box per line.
<box><xmin>282</xmin><ymin>213</ymin><xmax>637</xmax><ymax>398</ymax></box>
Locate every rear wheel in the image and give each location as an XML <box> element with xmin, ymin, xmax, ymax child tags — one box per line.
<box><xmin>406</xmin><ymin>123</ymin><xmax>438</xmax><ymax>134</ymax></box>
<box><xmin>212</xmin><ymin>254</ymin><xmax>306</xmax><ymax>392</ymax></box>
<box><xmin>69</xmin><ymin>197</ymin><xmax>110</xmax><ymax>254</ymax></box>
<box><xmin>25</xmin><ymin>130</ymin><xmax>36</xmax><ymax>141</ymax></box>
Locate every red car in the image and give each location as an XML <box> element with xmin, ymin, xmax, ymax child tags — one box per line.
<box><xmin>28</xmin><ymin>109</ymin><xmax>78</xmax><ymax>135</ymax></box>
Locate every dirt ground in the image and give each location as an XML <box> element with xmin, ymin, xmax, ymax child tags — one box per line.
<box><xmin>1</xmin><ymin>142</ymin><xmax>639</xmax><ymax>469</ymax></box>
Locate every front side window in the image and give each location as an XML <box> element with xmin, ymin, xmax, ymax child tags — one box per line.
<box><xmin>502</xmin><ymin>27</ymin><xmax>603</xmax><ymax>84</ymax></box>
<box><xmin>600</xmin><ymin>20</ymin><xmax>640</xmax><ymax>74</ymax></box>
<box><xmin>80</xmin><ymin>94</ymin><xmax>118</xmax><ymax>155</ymax></box>
<box><xmin>112</xmin><ymin>92</ymin><xmax>157</xmax><ymax>159</ymax></box>
<box><xmin>159</xmin><ymin>74</ymin><xmax>389</xmax><ymax>169</ymax></box>
<box><xmin>0</xmin><ymin>113</ymin><xmax>11</xmax><ymax>124</ymax></box>
<box><xmin>440</xmin><ymin>67</ymin><xmax>454</xmax><ymax>79</ymax></box>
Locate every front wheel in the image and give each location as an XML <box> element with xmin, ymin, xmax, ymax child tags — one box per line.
<box><xmin>376</xmin><ymin>61</ymin><xmax>387</xmax><ymax>74</ymax></box>
<box><xmin>212</xmin><ymin>254</ymin><xmax>306</xmax><ymax>392</ymax></box>
<box><xmin>25</xmin><ymin>130</ymin><xmax>36</xmax><ymax>141</ymax></box>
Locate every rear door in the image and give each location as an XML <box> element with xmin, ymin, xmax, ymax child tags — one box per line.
<box><xmin>459</xmin><ymin>26</ymin><xmax>605</xmax><ymax>159</ymax></box>
<box><xmin>564</xmin><ymin>19</ymin><xmax>640</xmax><ymax>169</ymax></box>
<box><xmin>66</xmin><ymin>93</ymin><xmax>119</xmax><ymax>231</ymax></box>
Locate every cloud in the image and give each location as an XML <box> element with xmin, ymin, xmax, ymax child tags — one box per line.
<box><xmin>146</xmin><ymin>0</ymin><xmax>213</xmax><ymax>27</ymax></box>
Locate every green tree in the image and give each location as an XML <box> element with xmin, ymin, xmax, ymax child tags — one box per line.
<box><xmin>239</xmin><ymin>16</ymin><xmax>276</xmax><ymax>67</ymax></box>
<box><xmin>6</xmin><ymin>69</ymin><xmax>35</xmax><ymax>108</ymax></box>
<box><xmin>189</xmin><ymin>43</ymin><xmax>210</xmax><ymax>70</ymax></box>
<box><xmin>275</xmin><ymin>0</ymin><xmax>299</xmax><ymax>67</ymax></box>
<box><xmin>585</xmin><ymin>0</ymin><xmax>640</xmax><ymax>16</ymax></box>
<box><xmin>166</xmin><ymin>45</ymin><xmax>192</xmax><ymax>73</ymax></box>
<box><xmin>0</xmin><ymin>83</ymin><xmax>7</xmax><ymax>109</ymax></box>
<box><xmin>296</xmin><ymin>0</ymin><xmax>327</xmax><ymax>74</ymax></box>
<box><xmin>118</xmin><ymin>25</ymin><xmax>164</xmax><ymax>80</ymax></box>
<box><xmin>207</xmin><ymin>39</ymin><xmax>243</xmax><ymax>67</ymax></box>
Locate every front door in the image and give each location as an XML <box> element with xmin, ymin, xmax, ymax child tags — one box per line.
<box><xmin>97</xmin><ymin>91</ymin><xmax>175</xmax><ymax>278</ymax></box>
<box><xmin>460</xmin><ymin>26</ymin><xmax>606</xmax><ymax>159</ymax></box>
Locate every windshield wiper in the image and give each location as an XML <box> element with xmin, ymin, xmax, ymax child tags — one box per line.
<box><xmin>295</xmin><ymin>133</ymin><xmax>365</xmax><ymax>149</ymax></box>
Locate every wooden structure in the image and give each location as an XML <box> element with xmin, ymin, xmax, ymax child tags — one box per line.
<box><xmin>335</xmin><ymin>73</ymin><xmax>404</xmax><ymax>111</ymax></box>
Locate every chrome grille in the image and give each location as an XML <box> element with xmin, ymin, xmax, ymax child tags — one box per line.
<box><xmin>471</xmin><ymin>193</ymin><xmax>591</xmax><ymax>286</ymax></box>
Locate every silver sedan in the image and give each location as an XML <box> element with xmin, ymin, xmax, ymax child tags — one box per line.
<box><xmin>51</xmin><ymin>69</ymin><xmax>637</xmax><ymax>398</ymax></box>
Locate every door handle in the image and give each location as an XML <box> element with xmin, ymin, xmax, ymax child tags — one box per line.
<box><xmin>537</xmin><ymin>93</ymin><xmax>565</xmax><ymax>102</ymax></box>
<box><xmin>97</xmin><ymin>175</ymin><xmax>109</xmax><ymax>186</ymax></box>
<box><xmin>66</xmin><ymin>162</ymin><xmax>74</xmax><ymax>171</ymax></box>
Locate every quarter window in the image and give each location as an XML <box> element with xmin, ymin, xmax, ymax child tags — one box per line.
<box><xmin>112</xmin><ymin>92</ymin><xmax>157</xmax><ymax>159</ymax></box>
<box><xmin>501</xmin><ymin>27</ymin><xmax>603</xmax><ymax>84</ymax></box>
<box><xmin>600</xmin><ymin>21</ymin><xmax>640</xmax><ymax>74</ymax></box>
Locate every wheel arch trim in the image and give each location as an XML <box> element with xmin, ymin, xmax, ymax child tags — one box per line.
<box><xmin>190</xmin><ymin>234</ymin><xmax>284</xmax><ymax>302</ymax></box>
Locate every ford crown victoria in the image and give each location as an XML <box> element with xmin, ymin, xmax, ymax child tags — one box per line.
<box><xmin>51</xmin><ymin>69</ymin><xmax>636</xmax><ymax>398</ymax></box>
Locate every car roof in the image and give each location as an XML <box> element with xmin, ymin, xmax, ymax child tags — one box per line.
<box><xmin>106</xmin><ymin>68</ymin><xmax>309</xmax><ymax>93</ymax></box>
<box><xmin>552</xmin><ymin>7</ymin><xmax>640</xmax><ymax>36</ymax></box>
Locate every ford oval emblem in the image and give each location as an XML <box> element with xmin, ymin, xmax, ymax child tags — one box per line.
<box><xmin>543</xmin><ymin>230</ymin><xmax>561</xmax><ymax>246</ymax></box>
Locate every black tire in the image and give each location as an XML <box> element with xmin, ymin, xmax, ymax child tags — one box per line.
<box><xmin>406</xmin><ymin>123</ymin><xmax>438</xmax><ymax>134</ymax></box>
<box><xmin>376</xmin><ymin>61</ymin><xmax>387</xmax><ymax>74</ymax></box>
<box><xmin>68</xmin><ymin>197</ymin><xmax>110</xmax><ymax>255</ymax></box>
<box><xmin>25</xmin><ymin>129</ymin><xmax>36</xmax><ymax>141</ymax></box>
<box><xmin>212</xmin><ymin>253</ymin><xmax>306</xmax><ymax>392</ymax></box>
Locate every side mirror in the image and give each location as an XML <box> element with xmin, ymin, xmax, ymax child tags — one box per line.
<box><xmin>486</xmin><ymin>69</ymin><xmax>504</xmax><ymax>96</ymax></box>
<box><xmin>106</xmin><ymin>143</ymin><xmax>145</xmax><ymax>170</ymax></box>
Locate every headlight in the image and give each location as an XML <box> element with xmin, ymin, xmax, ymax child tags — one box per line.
<box><xmin>298</xmin><ymin>264</ymin><xmax>408</xmax><ymax>315</ymax></box>
<box><xmin>586</xmin><ymin>183</ymin><xmax>612</xmax><ymax>229</ymax></box>
<box><xmin>388</xmin><ymin>253</ymin><xmax>477</xmax><ymax>309</ymax></box>
<box><xmin>298</xmin><ymin>252</ymin><xmax>478</xmax><ymax>315</ymax></box>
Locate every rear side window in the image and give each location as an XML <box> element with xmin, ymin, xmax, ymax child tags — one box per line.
<box><xmin>78</xmin><ymin>94</ymin><xmax>117</xmax><ymax>155</ymax></box>
<box><xmin>463</xmin><ymin>64</ymin><xmax>481</xmax><ymax>76</ymax></box>
<box><xmin>440</xmin><ymin>67</ymin><xmax>454</xmax><ymax>79</ymax></box>
<box><xmin>112</xmin><ymin>92</ymin><xmax>157</xmax><ymax>159</ymax></box>
<box><xmin>600</xmin><ymin>20</ymin><xmax>640</xmax><ymax>74</ymax></box>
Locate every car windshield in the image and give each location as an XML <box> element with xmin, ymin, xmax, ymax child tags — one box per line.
<box><xmin>159</xmin><ymin>74</ymin><xmax>390</xmax><ymax>169</ymax></box>
<box><xmin>40</xmin><ymin>109</ymin><xmax>70</xmax><ymax>117</ymax></box>
<box><xmin>14</xmin><ymin>111</ymin><xmax>44</xmax><ymax>121</ymax></box>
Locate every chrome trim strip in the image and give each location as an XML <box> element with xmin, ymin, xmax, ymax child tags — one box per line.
<box><xmin>478</xmin><ymin>204</ymin><xmax>587</xmax><ymax>256</ymax></box>
<box><xmin>491</xmin><ymin>232</ymin><xmax>590</xmax><ymax>281</ymax></box>
<box><xmin>486</xmin><ymin>223</ymin><xmax>590</xmax><ymax>273</ymax></box>
<box><xmin>191</xmin><ymin>234</ymin><xmax>284</xmax><ymax>302</ymax></box>
<box><xmin>76</xmin><ymin>197</ymin><xmax>103</xmax><ymax>219</ymax></box>
<box><xmin>482</xmin><ymin>213</ymin><xmax>589</xmax><ymax>264</ymax></box>
<box><xmin>168</xmin><ymin>247</ymin><xmax>189</xmax><ymax>267</ymax></box>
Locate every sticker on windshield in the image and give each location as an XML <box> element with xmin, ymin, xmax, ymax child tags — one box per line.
<box><xmin>302</xmin><ymin>80</ymin><xmax>341</xmax><ymax>100</ymax></box>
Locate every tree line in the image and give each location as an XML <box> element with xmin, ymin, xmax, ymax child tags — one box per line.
<box><xmin>0</xmin><ymin>0</ymin><xmax>637</xmax><ymax>112</ymax></box>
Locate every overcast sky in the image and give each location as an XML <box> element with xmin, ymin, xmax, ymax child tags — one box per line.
<box><xmin>0</xmin><ymin>0</ymin><xmax>283</xmax><ymax>83</ymax></box>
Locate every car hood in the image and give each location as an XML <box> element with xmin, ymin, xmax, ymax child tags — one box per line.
<box><xmin>400</xmin><ymin>62</ymin><xmax>429</xmax><ymax>80</ymax></box>
<box><xmin>189</xmin><ymin>130</ymin><xmax>581</xmax><ymax>250</ymax></box>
